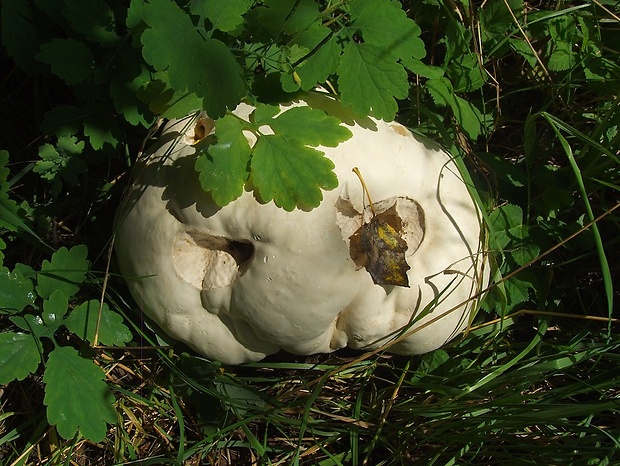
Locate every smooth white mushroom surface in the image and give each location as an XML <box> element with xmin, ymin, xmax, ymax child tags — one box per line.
<box><xmin>115</xmin><ymin>95</ymin><xmax>487</xmax><ymax>364</ymax></box>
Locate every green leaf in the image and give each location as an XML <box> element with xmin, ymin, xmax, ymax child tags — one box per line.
<box><xmin>510</xmin><ymin>38</ymin><xmax>538</xmax><ymax>67</ymax></box>
<box><xmin>36</xmin><ymin>38</ymin><xmax>94</xmax><ymax>85</ymax></box>
<box><xmin>42</xmin><ymin>290</ymin><xmax>69</xmax><ymax>327</ymax></box>
<box><xmin>406</xmin><ymin>58</ymin><xmax>445</xmax><ymax>79</ymax></box>
<box><xmin>488</xmin><ymin>203</ymin><xmax>525</xmax><ymax>250</ymax></box>
<box><xmin>411</xmin><ymin>350</ymin><xmax>451</xmax><ymax>381</ymax></box>
<box><xmin>347</xmin><ymin>0</ymin><xmax>426</xmax><ymax>68</ymax></box>
<box><xmin>253</xmin><ymin>0</ymin><xmax>319</xmax><ymax>36</ymax></box>
<box><xmin>196</xmin><ymin>105</ymin><xmax>351</xmax><ymax>209</ymax></box>
<box><xmin>214</xmin><ymin>380</ymin><xmax>265</xmax><ymax>417</ymax></box>
<box><xmin>290</xmin><ymin>27</ymin><xmax>340</xmax><ymax>91</ymax></box>
<box><xmin>0</xmin><ymin>332</ymin><xmax>41</xmax><ymax>384</ymax></box>
<box><xmin>254</xmin><ymin>104</ymin><xmax>281</xmax><ymax>124</ymax></box>
<box><xmin>36</xmin><ymin>245</ymin><xmax>89</xmax><ymax>300</ymax></box>
<box><xmin>447</xmin><ymin>53</ymin><xmax>486</xmax><ymax>92</ymax></box>
<box><xmin>481</xmin><ymin>279</ymin><xmax>508</xmax><ymax>315</ymax></box>
<box><xmin>0</xmin><ymin>150</ymin><xmax>10</xmax><ymax>187</ymax></box>
<box><xmin>450</xmin><ymin>95</ymin><xmax>483</xmax><ymax>140</ymax></box>
<box><xmin>63</xmin><ymin>0</ymin><xmax>118</xmax><ymax>46</ymax></box>
<box><xmin>195</xmin><ymin>115</ymin><xmax>252</xmax><ymax>206</ymax></box>
<box><xmin>279</xmin><ymin>44</ymin><xmax>309</xmax><ymax>74</ymax></box>
<box><xmin>251</xmin><ymin>134</ymin><xmax>338</xmax><ymax>211</ymax></box>
<box><xmin>41</xmin><ymin>105</ymin><xmax>83</xmax><ymax>137</ymax></box>
<box><xmin>8</xmin><ymin>290</ymin><xmax>66</xmax><ymax>341</ymax></box>
<box><xmin>127</xmin><ymin>0</ymin><xmax>147</xmax><ymax>29</ymax></box>
<box><xmin>0</xmin><ymin>197</ymin><xmax>28</xmax><ymax>235</ymax></box>
<box><xmin>425</xmin><ymin>77</ymin><xmax>453</xmax><ymax>107</ymax></box>
<box><xmin>138</xmin><ymin>75</ymin><xmax>205</xmax><ymax>118</ymax></box>
<box><xmin>64</xmin><ymin>300</ymin><xmax>133</xmax><ymax>346</ymax></box>
<box><xmin>35</xmin><ymin>145</ymin><xmax>62</xmax><ymax>182</ymax></box>
<box><xmin>482</xmin><ymin>153</ymin><xmax>526</xmax><ymax>188</ymax></box>
<box><xmin>427</xmin><ymin>78</ymin><xmax>484</xmax><ymax>139</ymax></box>
<box><xmin>108</xmin><ymin>45</ymin><xmax>154</xmax><ymax>127</ymax></box>
<box><xmin>480</xmin><ymin>0</ymin><xmax>523</xmax><ymax>38</ymax></box>
<box><xmin>10</xmin><ymin>312</ymin><xmax>57</xmax><ymax>340</ymax></box>
<box><xmin>547</xmin><ymin>16</ymin><xmax>576</xmax><ymax>71</ymax></box>
<box><xmin>84</xmin><ymin>110</ymin><xmax>121</xmax><ymax>149</ymax></box>
<box><xmin>338</xmin><ymin>43</ymin><xmax>408</xmax><ymax>120</ymax></box>
<box><xmin>504</xmin><ymin>272</ymin><xmax>536</xmax><ymax>311</ymax></box>
<box><xmin>488</xmin><ymin>204</ymin><xmax>540</xmax><ymax>266</ymax></box>
<box><xmin>0</xmin><ymin>266</ymin><xmax>36</xmax><ymax>313</ymax></box>
<box><xmin>1</xmin><ymin>0</ymin><xmax>39</xmax><ymax>71</ymax></box>
<box><xmin>548</xmin><ymin>42</ymin><xmax>574</xmax><ymax>71</ymax></box>
<box><xmin>444</xmin><ymin>18</ymin><xmax>472</xmax><ymax>63</ymax></box>
<box><xmin>34</xmin><ymin>135</ymin><xmax>86</xmax><ymax>184</ymax></box>
<box><xmin>43</xmin><ymin>346</ymin><xmax>117</xmax><ymax>442</ymax></box>
<box><xmin>191</xmin><ymin>0</ymin><xmax>251</xmax><ymax>32</ymax></box>
<box><xmin>268</xmin><ymin>106</ymin><xmax>353</xmax><ymax>147</ymax></box>
<box><xmin>140</xmin><ymin>0</ymin><xmax>245</xmax><ymax>118</ymax></box>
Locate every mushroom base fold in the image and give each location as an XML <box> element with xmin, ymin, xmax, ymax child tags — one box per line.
<box><xmin>115</xmin><ymin>96</ymin><xmax>487</xmax><ymax>364</ymax></box>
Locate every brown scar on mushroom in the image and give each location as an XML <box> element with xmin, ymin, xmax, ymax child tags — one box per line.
<box><xmin>390</xmin><ymin>123</ymin><xmax>410</xmax><ymax>137</ymax></box>
<box><xmin>189</xmin><ymin>117</ymin><xmax>214</xmax><ymax>145</ymax></box>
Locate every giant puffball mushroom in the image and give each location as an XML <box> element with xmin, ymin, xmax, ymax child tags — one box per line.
<box><xmin>115</xmin><ymin>94</ymin><xmax>486</xmax><ymax>365</ymax></box>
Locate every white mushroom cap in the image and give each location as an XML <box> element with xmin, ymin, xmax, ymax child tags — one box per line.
<box><xmin>115</xmin><ymin>95</ymin><xmax>486</xmax><ymax>364</ymax></box>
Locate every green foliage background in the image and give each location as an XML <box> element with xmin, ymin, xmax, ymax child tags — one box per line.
<box><xmin>0</xmin><ymin>0</ymin><xmax>618</xmax><ymax>464</ymax></box>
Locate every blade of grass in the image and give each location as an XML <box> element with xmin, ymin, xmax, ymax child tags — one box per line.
<box><xmin>452</xmin><ymin>319</ymin><xmax>548</xmax><ymax>400</ymax></box>
<box><xmin>542</xmin><ymin>112</ymin><xmax>614</xmax><ymax>328</ymax></box>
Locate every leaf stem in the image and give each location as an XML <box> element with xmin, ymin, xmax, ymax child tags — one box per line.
<box><xmin>352</xmin><ymin>167</ymin><xmax>375</xmax><ymax>217</ymax></box>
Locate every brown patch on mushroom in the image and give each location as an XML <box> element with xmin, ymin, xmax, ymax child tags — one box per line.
<box><xmin>390</xmin><ymin>123</ymin><xmax>410</xmax><ymax>137</ymax></box>
<box><xmin>188</xmin><ymin>117</ymin><xmax>215</xmax><ymax>145</ymax></box>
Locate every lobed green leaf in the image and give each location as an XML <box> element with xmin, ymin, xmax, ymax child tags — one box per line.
<box><xmin>268</xmin><ymin>106</ymin><xmax>352</xmax><ymax>147</ymax></box>
<box><xmin>140</xmin><ymin>0</ymin><xmax>245</xmax><ymax>118</ymax></box>
<box><xmin>251</xmin><ymin>134</ymin><xmax>338</xmax><ymax>211</ymax></box>
<box><xmin>195</xmin><ymin>115</ymin><xmax>252</xmax><ymax>206</ymax></box>
<box><xmin>64</xmin><ymin>300</ymin><xmax>133</xmax><ymax>346</ymax></box>
<box><xmin>448</xmin><ymin>53</ymin><xmax>486</xmax><ymax>93</ymax></box>
<box><xmin>42</xmin><ymin>290</ymin><xmax>69</xmax><ymax>327</ymax></box>
<box><xmin>191</xmin><ymin>0</ymin><xmax>251</xmax><ymax>32</ymax></box>
<box><xmin>0</xmin><ymin>332</ymin><xmax>41</xmax><ymax>384</ymax></box>
<box><xmin>347</xmin><ymin>0</ymin><xmax>425</xmax><ymax>68</ymax></box>
<box><xmin>425</xmin><ymin>77</ymin><xmax>453</xmax><ymax>107</ymax></box>
<box><xmin>43</xmin><ymin>346</ymin><xmax>117</xmax><ymax>442</ymax></box>
<box><xmin>338</xmin><ymin>43</ymin><xmax>408</xmax><ymax>120</ymax></box>
<box><xmin>1</xmin><ymin>0</ymin><xmax>39</xmax><ymax>71</ymax></box>
<box><xmin>253</xmin><ymin>104</ymin><xmax>281</xmax><ymax>124</ymax></box>
<box><xmin>63</xmin><ymin>0</ymin><xmax>118</xmax><ymax>46</ymax></box>
<box><xmin>34</xmin><ymin>135</ymin><xmax>86</xmax><ymax>185</ymax></box>
<box><xmin>0</xmin><ymin>150</ymin><xmax>20</xmax><ymax>242</ymax></box>
<box><xmin>84</xmin><ymin>110</ymin><xmax>121</xmax><ymax>149</ymax></box>
<box><xmin>253</xmin><ymin>0</ymin><xmax>319</xmax><ymax>36</ymax></box>
<box><xmin>450</xmin><ymin>95</ymin><xmax>483</xmax><ymax>140</ymax></box>
<box><xmin>138</xmin><ymin>75</ymin><xmax>206</xmax><ymax>119</ymax></box>
<box><xmin>109</xmin><ymin>50</ymin><xmax>154</xmax><ymax>127</ymax></box>
<box><xmin>488</xmin><ymin>204</ymin><xmax>541</xmax><ymax>266</ymax></box>
<box><xmin>9</xmin><ymin>314</ymin><xmax>54</xmax><ymax>341</ymax></box>
<box><xmin>36</xmin><ymin>38</ymin><xmax>94</xmax><ymax>85</ymax></box>
<box><xmin>36</xmin><ymin>245</ymin><xmax>89</xmax><ymax>300</ymax></box>
<box><xmin>288</xmin><ymin>27</ymin><xmax>339</xmax><ymax>91</ymax></box>
<box><xmin>41</xmin><ymin>105</ymin><xmax>83</xmax><ymax>137</ymax></box>
<box><xmin>0</xmin><ymin>266</ymin><xmax>35</xmax><ymax>313</ymax></box>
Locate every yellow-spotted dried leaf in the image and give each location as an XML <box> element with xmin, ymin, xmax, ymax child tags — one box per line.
<box><xmin>350</xmin><ymin>203</ymin><xmax>410</xmax><ymax>287</ymax></box>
